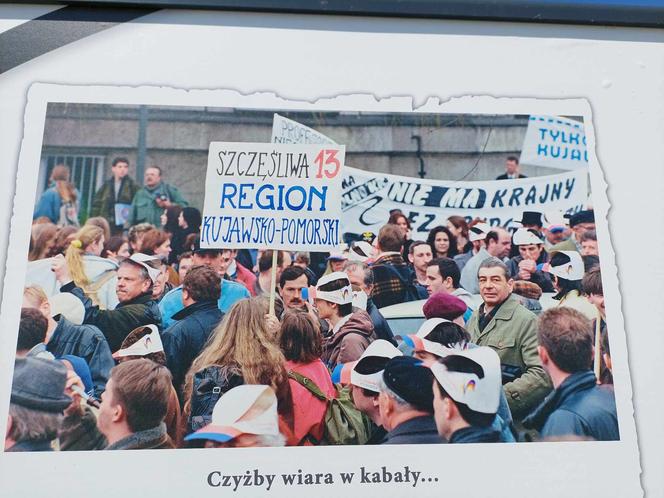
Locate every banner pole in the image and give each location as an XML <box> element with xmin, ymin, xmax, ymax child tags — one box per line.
<box><xmin>269</xmin><ymin>250</ymin><xmax>278</xmax><ymax>316</ymax></box>
<box><xmin>594</xmin><ymin>315</ymin><xmax>602</xmax><ymax>384</ymax></box>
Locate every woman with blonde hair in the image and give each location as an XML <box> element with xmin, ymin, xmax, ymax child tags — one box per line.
<box><xmin>33</xmin><ymin>164</ymin><xmax>80</xmax><ymax>226</ymax></box>
<box><xmin>63</xmin><ymin>224</ymin><xmax>119</xmax><ymax>309</ymax></box>
<box><xmin>183</xmin><ymin>297</ymin><xmax>294</xmax><ymax>441</ymax></box>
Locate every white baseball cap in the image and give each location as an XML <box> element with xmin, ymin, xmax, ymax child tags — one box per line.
<box><xmin>468</xmin><ymin>223</ymin><xmax>491</xmax><ymax>242</ymax></box>
<box><xmin>512</xmin><ymin>227</ymin><xmax>544</xmax><ymax>246</ymax></box>
<box><xmin>112</xmin><ymin>325</ymin><xmax>164</xmax><ymax>359</ymax></box>
<box><xmin>184</xmin><ymin>385</ymin><xmax>279</xmax><ymax>444</ymax></box>
<box><xmin>349</xmin><ymin>340</ymin><xmax>403</xmax><ymax>392</ymax></box>
<box><xmin>127</xmin><ymin>253</ymin><xmax>162</xmax><ymax>284</ymax></box>
<box><xmin>430</xmin><ymin>346</ymin><xmax>501</xmax><ymax>414</ymax></box>
<box><xmin>347</xmin><ymin>241</ymin><xmax>375</xmax><ymax>262</ymax></box>
<box><xmin>542</xmin><ymin>250</ymin><xmax>585</xmax><ymax>281</ymax></box>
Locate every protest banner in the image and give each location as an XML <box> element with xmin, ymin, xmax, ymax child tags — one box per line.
<box><xmin>341</xmin><ymin>166</ymin><xmax>588</xmax><ymax>235</ymax></box>
<box><xmin>202</xmin><ymin>142</ymin><xmax>345</xmax><ymax>251</ymax></box>
<box><xmin>520</xmin><ymin>115</ymin><xmax>589</xmax><ymax>170</ymax></box>
<box><xmin>271</xmin><ymin>113</ymin><xmax>337</xmax><ymax>145</ymax></box>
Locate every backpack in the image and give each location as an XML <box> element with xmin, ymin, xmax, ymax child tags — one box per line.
<box><xmin>287</xmin><ymin>370</ymin><xmax>373</xmax><ymax>446</ymax></box>
<box><xmin>188</xmin><ymin>366</ymin><xmax>244</xmax><ymax>434</ymax></box>
<box><xmin>57</xmin><ymin>200</ymin><xmax>79</xmax><ymax>227</ymax></box>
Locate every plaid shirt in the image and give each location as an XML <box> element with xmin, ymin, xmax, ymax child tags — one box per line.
<box><xmin>370</xmin><ymin>252</ymin><xmax>414</xmax><ymax>309</ymax></box>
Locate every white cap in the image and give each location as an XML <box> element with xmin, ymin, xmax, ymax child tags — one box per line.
<box><xmin>512</xmin><ymin>228</ymin><xmax>544</xmax><ymax>246</ymax></box>
<box><xmin>351</xmin><ymin>288</ymin><xmax>368</xmax><ymax>310</ymax></box>
<box><xmin>347</xmin><ymin>241</ymin><xmax>375</xmax><ymax>262</ymax></box>
<box><xmin>410</xmin><ymin>317</ymin><xmax>460</xmax><ymax>358</ymax></box>
<box><xmin>430</xmin><ymin>346</ymin><xmax>502</xmax><ymax>414</ymax></box>
<box><xmin>315</xmin><ymin>272</ymin><xmax>353</xmax><ymax>305</ymax></box>
<box><xmin>127</xmin><ymin>253</ymin><xmax>162</xmax><ymax>284</ymax></box>
<box><xmin>48</xmin><ymin>293</ymin><xmax>85</xmax><ymax>325</ymax></box>
<box><xmin>184</xmin><ymin>385</ymin><xmax>279</xmax><ymax>443</ymax></box>
<box><xmin>112</xmin><ymin>325</ymin><xmax>164</xmax><ymax>359</ymax></box>
<box><xmin>468</xmin><ymin>223</ymin><xmax>491</xmax><ymax>242</ymax></box>
<box><xmin>350</xmin><ymin>340</ymin><xmax>403</xmax><ymax>392</ymax></box>
<box><xmin>542</xmin><ymin>250</ymin><xmax>585</xmax><ymax>281</ymax></box>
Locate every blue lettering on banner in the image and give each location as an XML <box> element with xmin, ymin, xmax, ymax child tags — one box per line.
<box><xmin>219</xmin><ymin>183</ymin><xmax>328</xmax><ymax>212</ymax></box>
<box><xmin>201</xmin><ymin>216</ymin><xmax>339</xmax><ymax>247</ymax></box>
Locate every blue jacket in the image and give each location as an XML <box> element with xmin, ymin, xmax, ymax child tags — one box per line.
<box><xmin>523</xmin><ymin>370</ymin><xmax>619</xmax><ymax>441</ymax></box>
<box><xmin>33</xmin><ymin>185</ymin><xmax>80</xmax><ymax>224</ymax></box>
<box><xmin>365</xmin><ymin>298</ymin><xmax>396</xmax><ymax>345</ymax></box>
<box><xmin>46</xmin><ymin>316</ymin><xmax>114</xmax><ymax>394</ymax></box>
<box><xmin>162</xmin><ymin>300</ymin><xmax>224</xmax><ymax>397</ymax></box>
<box><xmin>159</xmin><ymin>279</ymin><xmax>249</xmax><ymax>328</ymax></box>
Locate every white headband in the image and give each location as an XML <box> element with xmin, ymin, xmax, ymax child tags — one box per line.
<box><xmin>315</xmin><ymin>272</ymin><xmax>354</xmax><ymax>305</ymax></box>
<box><xmin>113</xmin><ymin>325</ymin><xmax>163</xmax><ymax>358</ymax></box>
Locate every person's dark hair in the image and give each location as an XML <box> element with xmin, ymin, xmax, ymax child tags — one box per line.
<box><xmin>506</xmin><ymin>155</ymin><xmax>519</xmax><ymax>164</ymax></box>
<box><xmin>434</xmin><ymin>355</ymin><xmax>495</xmax><ymax>427</ymax></box>
<box><xmin>537</xmin><ymin>307</ymin><xmax>593</xmax><ymax>373</ymax></box>
<box><xmin>147</xmin><ymin>165</ymin><xmax>162</xmax><ymax>176</ymax></box>
<box><xmin>580</xmin><ymin>229</ymin><xmax>597</xmax><ymax>243</ymax></box>
<box><xmin>387</xmin><ymin>212</ymin><xmax>411</xmax><ymax>231</ymax></box>
<box><xmin>318</xmin><ymin>276</ymin><xmax>353</xmax><ymax>317</ymax></box>
<box><xmin>377</xmin><ymin>224</ymin><xmax>405</xmax><ymax>252</ymax></box>
<box><xmin>426</xmin><ymin>226</ymin><xmax>458</xmax><ymax>258</ymax></box>
<box><xmin>178</xmin><ymin>250</ymin><xmax>193</xmax><ymax>263</ymax></box>
<box><xmin>477</xmin><ymin>257</ymin><xmax>510</xmax><ymax>280</ymax></box>
<box><xmin>484</xmin><ymin>230</ymin><xmax>499</xmax><ymax>248</ymax></box>
<box><xmin>582</xmin><ymin>255</ymin><xmax>600</xmax><ymax>273</ymax></box>
<box><xmin>112</xmin><ymin>157</ymin><xmax>129</xmax><ymax>167</ymax></box>
<box><xmin>279</xmin><ymin>265</ymin><xmax>308</xmax><ymax>289</ymax></box>
<box><xmin>260</xmin><ymin>250</ymin><xmax>284</xmax><ymax>273</ymax></box>
<box><xmin>85</xmin><ymin>217</ymin><xmax>111</xmax><ymax>243</ymax></box>
<box><xmin>582</xmin><ymin>265</ymin><xmax>603</xmax><ymax>296</ymax></box>
<box><xmin>17</xmin><ymin>308</ymin><xmax>48</xmax><ymax>352</ymax></box>
<box><xmin>279</xmin><ymin>311</ymin><xmax>322</xmax><ymax>363</ymax></box>
<box><xmin>101</xmin><ymin>235</ymin><xmax>127</xmax><ymax>259</ymax></box>
<box><xmin>109</xmin><ymin>359</ymin><xmax>172</xmax><ymax>432</ymax></box>
<box><xmin>118</xmin><ymin>326</ymin><xmax>166</xmax><ymax>365</ymax></box>
<box><xmin>427</xmin><ymin>257</ymin><xmax>460</xmax><ymax>289</ymax></box>
<box><xmin>446</xmin><ymin>216</ymin><xmax>469</xmax><ymax>240</ymax></box>
<box><xmin>163</xmin><ymin>205</ymin><xmax>183</xmax><ymax>233</ymax></box>
<box><xmin>48</xmin><ymin>226</ymin><xmax>78</xmax><ymax>257</ymax></box>
<box><xmin>181</xmin><ymin>207</ymin><xmax>202</xmax><ymax>232</ymax></box>
<box><xmin>183</xmin><ymin>265</ymin><xmax>221</xmax><ymax>302</ymax></box>
<box><xmin>550</xmin><ymin>252</ymin><xmax>583</xmax><ymax>299</ymax></box>
<box><xmin>423</xmin><ymin>321</ymin><xmax>471</xmax><ymax>347</ymax></box>
<box><xmin>408</xmin><ymin>240</ymin><xmax>429</xmax><ymax>256</ymax></box>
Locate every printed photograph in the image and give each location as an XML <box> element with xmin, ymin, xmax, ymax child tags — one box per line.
<box><xmin>6</xmin><ymin>101</ymin><xmax>618</xmax><ymax>452</ymax></box>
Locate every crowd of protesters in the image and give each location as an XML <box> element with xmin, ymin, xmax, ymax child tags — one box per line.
<box><xmin>7</xmin><ymin>157</ymin><xmax>618</xmax><ymax>452</ymax></box>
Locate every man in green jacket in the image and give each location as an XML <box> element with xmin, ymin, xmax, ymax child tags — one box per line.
<box><xmin>90</xmin><ymin>157</ymin><xmax>139</xmax><ymax>234</ymax></box>
<box><xmin>127</xmin><ymin>166</ymin><xmax>188</xmax><ymax>228</ymax></box>
<box><xmin>466</xmin><ymin>257</ymin><xmax>552</xmax><ymax>421</ymax></box>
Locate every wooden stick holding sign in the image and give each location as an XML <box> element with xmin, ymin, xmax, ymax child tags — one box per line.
<box><xmin>269</xmin><ymin>250</ymin><xmax>278</xmax><ymax>316</ymax></box>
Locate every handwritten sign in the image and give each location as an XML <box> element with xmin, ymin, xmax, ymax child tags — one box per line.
<box><xmin>201</xmin><ymin>142</ymin><xmax>345</xmax><ymax>251</ymax></box>
<box><xmin>271</xmin><ymin>113</ymin><xmax>337</xmax><ymax>145</ymax></box>
<box><xmin>341</xmin><ymin>166</ymin><xmax>588</xmax><ymax>234</ymax></box>
<box><xmin>520</xmin><ymin>115</ymin><xmax>588</xmax><ymax>170</ymax></box>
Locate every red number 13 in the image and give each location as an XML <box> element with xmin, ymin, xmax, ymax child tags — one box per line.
<box><xmin>314</xmin><ymin>149</ymin><xmax>341</xmax><ymax>179</ymax></box>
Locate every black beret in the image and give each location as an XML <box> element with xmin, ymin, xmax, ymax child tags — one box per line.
<box><xmin>382</xmin><ymin>356</ymin><xmax>434</xmax><ymax>413</ymax></box>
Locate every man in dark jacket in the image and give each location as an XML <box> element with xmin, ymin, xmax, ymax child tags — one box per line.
<box><xmin>371</xmin><ymin>224</ymin><xmax>427</xmax><ymax>309</ymax></box>
<box><xmin>523</xmin><ymin>307</ymin><xmax>619</xmax><ymax>440</ymax></box>
<box><xmin>22</xmin><ymin>288</ymin><xmax>114</xmax><ymax>394</ymax></box>
<box><xmin>344</xmin><ymin>261</ymin><xmax>395</xmax><ymax>345</ymax></box>
<box><xmin>90</xmin><ymin>157</ymin><xmax>139</xmax><ymax>234</ymax></box>
<box><xmin>162</xmin><ymin>265</ymin><xmax>224</xmax><ymax>400</ymax></box>
<box><xmin>378</xmin><ymin>356</ymin><xmax>443</xmax><ymax>444</ymax></box>
<box><xmin>52</xmin><ymin>253</ymin><xmax>162</xmax><ymax>353</ymax></box>
<box><xmin>431</xmin><ymin>347</ymin><xmax>504</xmax><ymax>444</ymax></box>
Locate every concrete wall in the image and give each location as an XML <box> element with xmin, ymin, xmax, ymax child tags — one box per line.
<box><xmin>41</xmin><ymin>104</ymin><xmax>561</xmax><ymax>212</ymax></box>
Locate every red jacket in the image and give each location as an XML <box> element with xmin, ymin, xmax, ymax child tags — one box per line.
<box><xmin>234</xmin><ymin>262</ymin><xmax>258</xmax><ymax>296</ymax></box>
<box><xmin>286</xmin><ymin>359</ymin><xmax>336</xmax><ymax>445</ymax></box>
